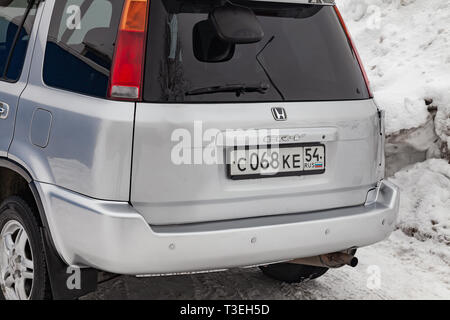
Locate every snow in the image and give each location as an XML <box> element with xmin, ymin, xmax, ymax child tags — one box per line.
<box><xmin>337</xmin><ymin>0</ymin><xmax>450</xmax><ymax>138</ymax></box>
<box><xmin>390</xmin><ymin>159</ymin><xmax>450</xmax><ymax>244</ymax></box>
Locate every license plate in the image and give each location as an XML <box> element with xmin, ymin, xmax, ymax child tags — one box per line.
<box><xmin>228</xmin><ymin>145</ymin><xmax>326</xmax><ymax>179</ymax></box>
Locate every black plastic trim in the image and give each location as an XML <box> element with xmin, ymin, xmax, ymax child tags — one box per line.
<box><xmin>0</xmin><ymin>158</ymin><xmax>47</xmax><ymax>222</ymax></box>
<box><xmin>41</xmin><ymin>228</ymin><xmax>98</xmax><ymax>300</ymax></box>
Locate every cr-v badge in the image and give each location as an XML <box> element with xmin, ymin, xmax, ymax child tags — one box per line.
<box><xmin>272</xmin><ymin>107</ymin><xmax>287</xmax><ymax>121</ymax></box>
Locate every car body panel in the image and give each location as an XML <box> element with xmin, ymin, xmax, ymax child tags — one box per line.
<box><xmin>35</xmin><ymin>180</ymin><xmax>399</xmax><ymax>275</ymax></box>
<box><xmin>131</xmin><ymin>99</ymin><xmax>383</xmax><ymax>225</ymax></box>
<box><xmin>0</xmin><ymin>2</ymin><xmax>42</xmax><ymax>157</ymax></box>
<box><xmin>8</xmin><ymin>0</ymin><xmax>134</xmax><ymax>201</ymax></box>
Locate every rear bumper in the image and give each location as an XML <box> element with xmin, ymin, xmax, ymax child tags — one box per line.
<box><xmin>37</xmin><ymin>180</ymin><xmax>399</xmax><ymax>275</ymax></box>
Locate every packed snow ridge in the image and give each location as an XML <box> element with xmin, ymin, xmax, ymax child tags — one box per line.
<box><xmin>390</xmin><ymin>159</ymin><xmax>450</xmax><ymax>246</ymax></box>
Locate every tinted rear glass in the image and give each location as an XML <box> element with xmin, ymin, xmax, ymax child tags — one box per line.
<box><xmin>43</xmin><ymin>0</ymin><xmax>124</xmax><ymax>98</ymax></box>
<box><xmin>143</xmin><ymin>0</ymin><xmax>370</xmax><ymax>103</ymax></box>
<box><xmin>0</xmin><ymin>0</ymin><xmax>37</xmax><ymax>81</ymax></box>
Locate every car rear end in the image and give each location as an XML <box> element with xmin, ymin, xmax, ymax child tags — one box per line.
<box><xmin>130</xmin><ymin>0</ymin><xmax>388</xmax><ymax>226</ymax></box>
<box><xmin>36</xmin><ymin>0</ymin><xmax>399</xmax><ymax>275</ymax></box>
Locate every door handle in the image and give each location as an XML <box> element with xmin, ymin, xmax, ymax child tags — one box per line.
<box><xmin>0</xmin><ymin>102</ymin><xmax>10</xmax><ymax>120</ymax></box>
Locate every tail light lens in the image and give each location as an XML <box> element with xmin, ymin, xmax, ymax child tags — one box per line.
<box><xmin>334</xmin><ymin>6</ymin><xmax>373</xmax><ymax>98</ymax></box>
<box><xmin>108</xmin><ymin>0</ymin><xmax>149</xmax><ymax>101</ymax></box>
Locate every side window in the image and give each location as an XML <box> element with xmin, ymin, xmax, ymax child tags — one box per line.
<box><xmin>0</xmin><ymin>0</ymin><xmax>37</xmax><ymax>81</ymax></box>
<box><xmin>43</xmin><ymin>0</ymin><xmax>124</xmax><ymax>98</ymax></box>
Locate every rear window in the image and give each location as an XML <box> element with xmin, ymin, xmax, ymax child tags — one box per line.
<box><xmin>43</xmin><ymin>0</ymin><xmax>124</xmax><ymax>98</ymax></box>
<box><xmin>0</xmin><ymin>0</ymin><xmax>37</xmax><ymax>82</ymax></box>
<box><xmin>143</xmin><ymin>0</ymin><xmax>370</xmax><ymax>103</ymax></box>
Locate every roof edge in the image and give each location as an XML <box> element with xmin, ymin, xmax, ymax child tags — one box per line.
<box><xmin>252</xmin><ymin>0</ymin><xmax>335</xmax><ymax>5</ymax></box>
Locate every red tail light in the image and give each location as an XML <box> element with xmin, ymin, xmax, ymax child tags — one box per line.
<box><xmin>334</xmin><ymin>6</ymin><xmax>373</xmax><ymax>98</ymax></box>
<box><xmin>108</xmin><ymin>0</ymin><xmax>149</xmax><ymax>101</ymax></box>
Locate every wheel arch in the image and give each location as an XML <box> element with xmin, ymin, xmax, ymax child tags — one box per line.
<box><xmin>0</xmin><ymin>157</ymin><xmax>99</xmax><ymax>299</ymax></box>
<box><xmin>0</xmin><ymin>157</ymin><xmax>62</xmax><ymax>263</ymax></box>
<box><xmin>0</xmin><ymin>157</ymin><xmax>49</xmax><ymax>231</ymax></box>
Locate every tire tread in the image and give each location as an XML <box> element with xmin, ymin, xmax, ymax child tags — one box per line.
<box><xmin>0</xmin><ymin>196</ymin><xmax>52</xmax><ymax>300</ymax></box>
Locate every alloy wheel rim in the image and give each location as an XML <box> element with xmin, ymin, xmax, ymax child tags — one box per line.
<box><xmin>0</xmin><ymin>220</ymin><xmax>34</xmax><ymax>300</ymax></box>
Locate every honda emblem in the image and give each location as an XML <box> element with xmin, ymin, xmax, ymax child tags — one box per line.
<box><xmin>271</xmin><ymin>107</ymin><xmax>287</xmax><ymax>121</ymax></box>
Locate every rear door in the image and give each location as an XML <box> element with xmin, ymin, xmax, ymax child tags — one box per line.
<box><xmin>0</xmin><ymin>0</ymin><xmax>38</xmax><ymax>157</ymax></box>
<box><xmin>132</xmin><ymin>0</ymin><xmax>380</xmax><ymax>225</ymax></box>
<box><xmin>9</xmin><ymin>0</ymin><xmax>135</xmax><ymax>201</ymax></box>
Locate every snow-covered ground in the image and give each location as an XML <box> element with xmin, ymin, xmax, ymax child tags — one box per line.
<box><xmin>390</xmin><ymin>159</ymin><xmax>450</xmax><ymax>245</ymax></box>
<box><xmin>83</xmin><ymin>1</ymin><xmax>450</xmax><ymax>300</ymax></box>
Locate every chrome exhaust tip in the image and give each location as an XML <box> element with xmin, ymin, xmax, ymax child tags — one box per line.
<box><xmin>290</xmin><ymin>252</ymin><xmax>358</xmax><ymax>269</ymax></box>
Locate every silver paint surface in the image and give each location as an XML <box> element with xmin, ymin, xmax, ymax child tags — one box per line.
<box><xmin>36</xmin><ymin>180</ymin><xmax>399</xmax><ymax>274</ymax></box>
<box><xmin>8</xmin><ymin>0</ymin><xmax>135</xmax><ymax>201</ymax></box>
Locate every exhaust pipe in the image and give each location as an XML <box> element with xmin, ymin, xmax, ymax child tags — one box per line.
<box><xmin>290</xmin><ymin>252</ymin><xmax>358</xmax><ymax>269</ymax></box>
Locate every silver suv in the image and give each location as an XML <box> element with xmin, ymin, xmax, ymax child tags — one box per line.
<box><xmin>0</xmin><ymin>0</ymin><xmax>399</xmax><ymax>300</ymax></box>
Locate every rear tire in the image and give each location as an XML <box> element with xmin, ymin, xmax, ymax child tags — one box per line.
<box><xmin>260</xmin><ymin>263</ymin><xmax>328</xmax><ymax>284</ymax></box>
<box><xmin>0</xmin><ymin>196</ymin><xmax>52</xmax><ymax>300</ymax></box>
